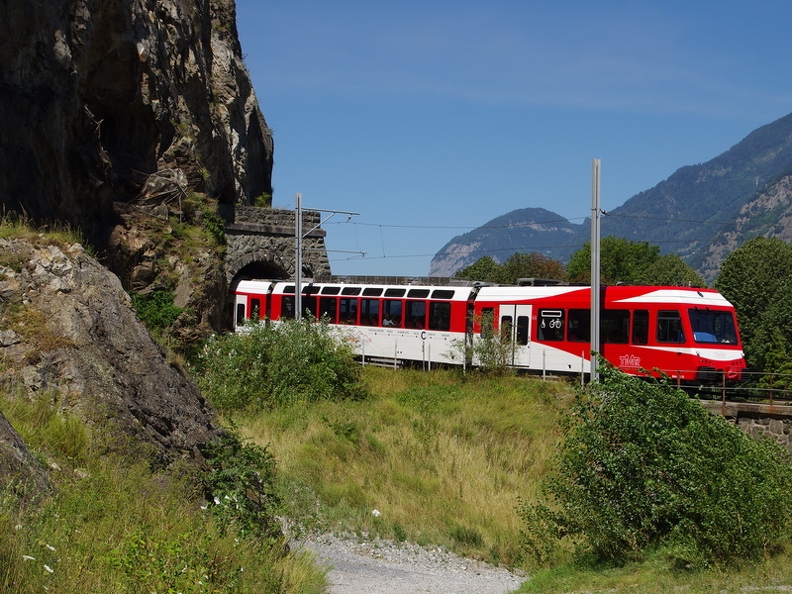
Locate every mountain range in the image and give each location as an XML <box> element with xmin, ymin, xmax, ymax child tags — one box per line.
<box><xmin>429</xmin><ymin>112</ymin><xmax>792</xmax><ymax>282</ymax></box>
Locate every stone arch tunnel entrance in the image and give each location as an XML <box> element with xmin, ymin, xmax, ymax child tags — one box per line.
<box><xmin>222</xmin><ymin>205</ymin><xmax>331</xmax><ymax>325</ymax></box>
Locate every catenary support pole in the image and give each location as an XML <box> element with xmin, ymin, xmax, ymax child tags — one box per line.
<box><xmin>590</xmin><ymin>159</ymin><xmax>601</xmax><ymax>383</ymax></box>
<box><xmin>295</xmin><ymin>192</ymin><xmax>302</xmax><ymax>321</ymax></box>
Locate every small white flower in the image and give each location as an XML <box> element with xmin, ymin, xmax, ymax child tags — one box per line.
<box><xmin>372</xmin><ymin>509</ymin><xmax>381</xmax><ymax>517</ymax></box>
<box><xmin>44</xmin><ymin>564</ymin><xmax>54</xmax><ymax>573</ymax></box>
<box><xmin>213</xmin><ymin>496</ymin><xmax>221</xmax><ymax>505</ymax></box>
<box><xmin>14</xmin><ymin>524</ymin><xmax>22</xmax><ymax>531</ymax></box>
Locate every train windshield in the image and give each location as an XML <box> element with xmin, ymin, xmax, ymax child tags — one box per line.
<box><xmin>688</xmin><ymin>309</ymin><xmax>739</xmax><ymax>345</ymax></box>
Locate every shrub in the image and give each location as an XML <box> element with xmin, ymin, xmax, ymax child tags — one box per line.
<box><xmin>200</xmin><ymin>432</ymin><xmax>282</xmax><ymax>542</ymax></box>
<box><xmin>131</xmin><ymin>290</ymin><xmax>184</xmax><ymax>331</ymax></box>
<box><xmin>520</xmin><ymin>363</ymin><xmax>792</xmax><ymax>569</ymax></box>
<box><xmin>451</xmin><ymin>310</ymin><xmax>514</xmax><ymax>374</ymax></box>
<box><xmin>195</xmin><ymin>319</ymin><xmax>367</xmax><ymax>412</ymax></box>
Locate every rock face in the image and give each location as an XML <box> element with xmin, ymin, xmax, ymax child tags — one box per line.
<box><xmin>0</xmin><ymin>236</ymin><xmax>223</xmax><ymax>469</ymax></box>
<box><xmin>0</xmin><ymin>0</ymin><xmax>273</xmax><ymax>235</ymax></box>
<box><xmin>0</xmin><ymin>0</ymin><xmax>274</xmax><ymax>340</ymax></box>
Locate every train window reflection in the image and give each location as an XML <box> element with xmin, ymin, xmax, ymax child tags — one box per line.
<box><xmin>405</xmin><ymin>301</ymin><xmax>426</xmax><ymax>329</ymax></box>
<box><xmin>657</xmin><ymin>310</ymin><xmax>684</xmax><ymax>343</ymax></box>
<box><xmin>632</xmin><ymin>310</ymin><xmax>648</xmax><ymax>344</ymax></box>
<box><xmin>339</xmin><ymin>298</ymin><xmax>357</xmax><ymax>324</ymax></box>
<box><xmin>429</xmin><ymin>302</ymin><xmax>451</xmax><ymax>331</ymax></box>
<box><xmin>567</xmin><ymin>309</ymin><xmax>590</xmax><ymax>342</ymax></box>
<box><xmin>688</xmin><ymin>309</ymin><xmax>738</xmax><ymax>344</ymax></box>
<box><xmin>603</xmin><ymin>310</ymin><xmax>629</xmax><ymax>344</ymax></box>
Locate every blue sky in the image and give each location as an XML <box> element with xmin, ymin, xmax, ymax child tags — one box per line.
<box><xmin>235</xmin><ymin>1</ymin><xmax>792</xmax><ymax>277</ymax></box>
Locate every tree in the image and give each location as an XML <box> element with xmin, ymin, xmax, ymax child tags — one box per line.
<box><xmin>500</xmin><ymin>252</ymin><xmax>565</xmax><ymax>284</ymax></box>
<box><xmin>566</xmin><ymin>237</ymin><xmax>660</xmax><ymax>284</ymax></box>
<box><xmin>454</xmin><ymin>256</ymin><xmax>503</xmax><ymax>283</ymax></box>
<box><xmin>634</xmin><ymin>254</ymin><xmax>706</xmax><ymax>287</ymax></box>
<box><xmin>747</xmin><ymin>277</ymin><xmax>792</xmax><ymax>375</ymax></box>
<box><xmin>455</xmin><ymin>252</ymin><xmax>565</xmax><ymax>285</ymax></box>
<box><xmin>715</xmin><ymin>237</ymin><xmax>792</xmax><ymax>370</ymax></box>
<box><xmin>520</xmin><ymin>365</ymin><xmax>792</xmax><ymax>569</ymax></box>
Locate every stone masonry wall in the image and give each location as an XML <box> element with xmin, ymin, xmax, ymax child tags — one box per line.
<box><xmin>701</xmin><ymin>401</ymin><xmax>792</xmax><ymax>453</ymax></box>
<box><xmin>221</xmin><ymin>205</ymin><xmax>331</xmax><ymax>283</ymax></box>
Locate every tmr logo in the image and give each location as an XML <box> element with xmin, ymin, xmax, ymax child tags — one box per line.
<box><xmin>619</xmin><ymin>354</ymin><xmax>641</xmax><ymax>369</ymax></box>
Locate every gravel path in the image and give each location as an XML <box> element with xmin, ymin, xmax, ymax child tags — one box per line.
<box><xmin>296</xmin><ymin>533</ymin><xmax>526</xmax><ymax>594</ymax></box>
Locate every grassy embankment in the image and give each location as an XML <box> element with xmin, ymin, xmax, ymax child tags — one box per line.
<box><xmin>0</xmin><ymin>374</ymin><xmax>328</xmax><ymax>593</ymax></box>
<box><xmin>233</xmin><ymin>365</ymin><xmax>792</xmax><ymax>594</ymax></box>
<box><xmin>0</xmin><ymin>217</ymin><xmax>327</xmax><ymax>593</ymax></box>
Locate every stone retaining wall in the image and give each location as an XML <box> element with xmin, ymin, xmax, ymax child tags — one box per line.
<box><xmin>701</xmin><ymin>401</ymin><xmax>792</xmax><ymax>453</ymax></box>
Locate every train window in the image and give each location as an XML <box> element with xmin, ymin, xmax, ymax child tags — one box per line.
<box><xmin>603</xmin><ymin>310</ymin><xmax>629</xmax><ymax>344</ymax></box>
<box><xmin>382</xmin><ymin>299</ymin><xmax>402</xmax><ymax>327</ymax></box>
<box><xmin>251</xmin><ymin>298</ymin><xmax>261</xmax><ymax>321</ymax></box>
<box><xmin>283</xmin><ymin>285</ymin><xmax>295</xmax><ymax>294</ymax></box>
<box><xmin>567</xmin><ymin>309</ymin><xmax>591</xmax><ymax>342</ymax></box>
<box><xmin>281</xmin><ymin>296</ymin><xmax>295</xmax><ymax>319</ymax></box>
<box><xmin>385</xmin><ymin>288</ymin><xmax>406</xmax><ymax>297</ymax></box>
<box><xmin>304</xmin><ymin>296</ymin><xmax>318</xmax><ymax>319</ymax></box>
<box><xmin>405</xmin><ymin>300</ymin><xmax>426</xmax><ymax>328</ymax></box>
<box><xmin>321</xmin><ymin>286</ymin><xmax>341</xmax><ymax>295</ymax></box>
<box><xmin>236</xmin><ymin>303</ymin><xmax>245</xmax><ymax>326</ymax></box>
<box><xmin>362</xmin><ymin>287</ymin><xmax>383</xmax><ymax>296</ymax></box>
<box><xmin>538</xmin><ymin>309</ymin><xmax>564</xmax><ymax>341</ymax></box>
<box><xmin>657</xmin><ymin>310</ymin><xmax>685</xmax><ymax>343</ymax></box>
<box><xmin>407</xmin><ymin>289</ymin><xmax>430</xmax><ymax>298</ymax></box>
<box><xmin>517</xmin><ymin>316</ymin><xmax>529</xmax><ymax>345</ymax></box>
<box><xmin>632</xmin><ymin>310</ymin><xmax>649</xmax><ymax>344</ymax></box>
<box><xmin>688</xmin><ymin>309</ymin><xmax>738</xmax><ymax>345</ymax></box>
<box><xmin>342</xmin><ymin>287</ymin><xmax>361</xmax><ymax>295</ymax></box>
<box><xmin>480</xmin><ymin>308</ymin><xmax>495</xmax><ymax>337</ymax></box>
<box><xmin>303</xmin><ymin>285</ymin><xmax>320</xmax><ymax>295</ymax></box>
<box><xmin>429</xmin><ymin>302</ymin><xmax>451</xmax><ymax>331</ymax></box>
<box><xmin>339</xmin><ymin>298</ymin><xmax>358</xmax><ymax>324</ymax></box>
<box><xmin>319</xmin><ymin>297</ymin><xmax>337</xmax><ymax>322</ymax></box>
<box><xmin>431</xmin><ymin>289</ymin><xmax>455</xmax><ymax>299</ymax></box>
<box><xmin>361</xmin><ymin>299</ymin><xmax>380</xmax><ymax>326</ymax></box>
<box><xmin>501</xmin><ymin>315</ymin><xmax>513</xmax><ymax>340</ymax></box>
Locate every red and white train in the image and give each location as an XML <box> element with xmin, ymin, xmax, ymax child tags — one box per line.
<box><xmin>231</xmin><ymin>279</ymin><xmax>746</xmax><ymax>383</ymax></box>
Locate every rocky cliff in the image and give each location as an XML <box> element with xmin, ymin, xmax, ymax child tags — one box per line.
<box><xmin>0</xmin><ymin>235</ymin><xmax>223</xmax><ymax>478</ymax></box>
<box><xmin>0</xmin><ymin>0</ymin><xmax>274</xmax><ymax>339</ymax></box>
<box><xmin>0</xmin><ymin>0</ymin><xmax>272</xmax><ymax>225</ymax></box>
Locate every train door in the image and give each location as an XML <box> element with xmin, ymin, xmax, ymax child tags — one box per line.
<box><xmin>498</xmin><ymin>304</ymin><xmax>532</xmax><ymax>367</ymax></box>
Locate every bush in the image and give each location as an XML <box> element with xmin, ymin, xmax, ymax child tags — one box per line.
<box><xmin>201</xmin><ymin>432</ymin><xmax>282</xmax><ymax>542</ymax></box>
<box><xmin>450</xmin><ymin>310</ymin><xmax>514</xmax><ymax>374</ymax></box>
<box><xmin>520</xmin><ymin>363</ymin><xmax>792</xmax><ymax>569</ymax></box>
<box><xmin>195</xmin><ymin>319</ymin><xmax>367</xmax><ymax>412</ymax></box>
<box><xmin>131</xmin><ymin>290</ymin><xmax>184</xmax><ymax>331</ymax></box>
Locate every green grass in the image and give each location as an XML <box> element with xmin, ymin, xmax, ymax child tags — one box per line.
<box><xmin>0</xmin><ymin>390</ymin><xmax>327</xmax><ymax>594</ymax></box>
<box><xmin>235</xmin><ymin>367</ymin><xmax>567</xmax><ymax>568</ymax></box>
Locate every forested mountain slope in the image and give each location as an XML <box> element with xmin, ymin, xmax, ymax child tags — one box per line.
<box><xmin>430</xmin><ymin>112</ymin><xmax>792</xmax><ymax>281</ymax></box>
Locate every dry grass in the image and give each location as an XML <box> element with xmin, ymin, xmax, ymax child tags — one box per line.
<box><xmin>237</xmin><ymin>367</ymin><xmax>571</xmax><ymax>567</ymax></box>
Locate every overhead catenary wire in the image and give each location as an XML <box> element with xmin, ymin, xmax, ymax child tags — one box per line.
<box><xmin>320</xmin><ymin>209</ymin><xmax>769</xmax><ymax>264</ymax></box>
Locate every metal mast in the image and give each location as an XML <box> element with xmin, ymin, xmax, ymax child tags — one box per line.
<box><xmin>590</xmin><ymin>159</ymin><xmax>601</xmax><ymax>382</ymax></box>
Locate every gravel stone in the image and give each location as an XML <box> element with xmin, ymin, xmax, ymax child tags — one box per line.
<box><xmin>296</xmin><ymin>533</ymin><xmax>525</xmax><ymax>594</ymax></box>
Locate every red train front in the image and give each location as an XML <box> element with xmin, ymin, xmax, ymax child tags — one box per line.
<box><xmin>473</xmin><ymin>284</ymin><xmax>746</xmax><ymax>382</ymax></box>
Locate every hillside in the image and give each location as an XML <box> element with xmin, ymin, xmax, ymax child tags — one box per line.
<box><xmin>0</xmin><ymin>0</ymin><xmax>274</xmax><ymax>343</ymax></box>
<box><xmin>430</xmin><ymin>112</ymin><xmax>792</xmax><ymax>281</ymax></box>
<box><xmin>0</xmin><ymin>233</ymin><xmax>223</xmax><ymax>475</ymax></box>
